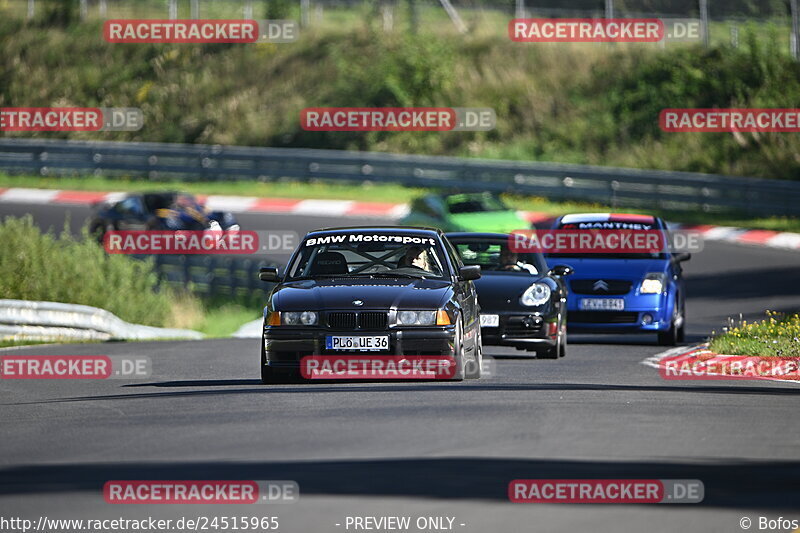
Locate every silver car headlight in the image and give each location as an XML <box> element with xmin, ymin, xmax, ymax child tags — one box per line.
<box><xmin>640</xmin><ymin>273</ymin><xmax>666</xmax><ymax>294</ymax></box>
<box><xmin>394</xmin><ymin>310</ymin><xmax>437</xmax><ymax>326</ymax></box>
<box><xmin>520</xmin><ymin>282</ymin><xmax>551</xmax><ymax>306</ymax></box>
<box><xmin>281</xmin><ymin>311</ymin><xmax>318</xmax><ymax>326</ymax></box>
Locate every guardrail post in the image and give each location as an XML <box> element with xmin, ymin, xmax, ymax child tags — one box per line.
<box><xmin>168</xmin><ymin>0</ymin><xmax>178</xmax><ymax>20</ymax></box>
<box><xmin>27</xmin><ymin>0</ymin><xmax>34</xmax><ymax>19</ymax></box>
<box><xmin>791</xmin><ymin>0</ymin><xmax>800</xmax><ymax>60</ymax></box>
<box><xmin>301</xmin><ymin>0</ymin><xmax>310</xmax><ymax>27</ymax></box>
<box><xmin>699</xmin><ymin>0</ymin><xmax>710</xmax><ymax>47</ymax></box>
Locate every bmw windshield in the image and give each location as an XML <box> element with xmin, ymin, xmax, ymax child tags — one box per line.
<box><xmin>286</xmin><ymin>233</ymin><xmax>451</xmax><ymax>281</ymax></box>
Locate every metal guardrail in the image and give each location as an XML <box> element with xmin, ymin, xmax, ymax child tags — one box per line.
<box><xmin>0</xmin><ymin>299</ymin><xmax>204</xmax><ymax>342</ymax></box>
<box><xmin>1</xmin><ymin>138</ymin><xmax>799</xmax><ymax>217</ymax></box>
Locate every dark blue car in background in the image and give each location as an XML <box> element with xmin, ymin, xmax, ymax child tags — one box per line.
<box><xmin>548</xmin><ymin>213</ymin><xmax>691</xmax><ymax>345</ymax></box>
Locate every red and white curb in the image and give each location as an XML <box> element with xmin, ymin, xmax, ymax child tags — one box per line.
<box><xmin>641</xmin><ymin>344</ymin><xmax>800</xmax><ymax>385</ymax></box>
<box><xmin>679</xmin><ymin>224</ymin><xmax>800</xmax><ymax>252</ymax></box>
<box><xmin>1</xmin><ymin>187</ymin><xmax>798</xmax><ymax>251</ymax></box>
<box><xmin>0</xmin><ymin>187</ymin><xmax>409</xmax><ymax>219</ymax></box>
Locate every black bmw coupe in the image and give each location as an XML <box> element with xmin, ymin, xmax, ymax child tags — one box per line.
<box><xmin>258</xmin><ymin>227</ymin><xmax>483</xmax><ymax>383</ymax></box>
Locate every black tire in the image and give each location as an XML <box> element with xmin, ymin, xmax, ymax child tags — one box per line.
<box><xmin>538</xmin><ymin>323</ymin><xmax>563</xmax><ymax>359</ymax></box>
<box><xmin>657</xmin><ymin>323</ymin><xmax>679</xmax><ymax>346</ymax></box>
<box><xmin>260</xmin><ymin>339</ymin><xmax>293</xmax><ymax>384</ymax></box>
<box><xmin>465</xmin><ymin>325</ymin><xmax>482</xmax><ymax>379</ymax></box>
<box><xmin>90</xmin><ymin>221</ymin><xmax>113</xmax><ymax>244</ymax></box>
<box><xmin>677</xmin><ymin>322</ymin><xmax>686</xmax><ymax>343</ymax></box>
<box><xmin>451</xmin><ymin>318</ymin><xmax>466</xmax><ymax>381</ymax></box>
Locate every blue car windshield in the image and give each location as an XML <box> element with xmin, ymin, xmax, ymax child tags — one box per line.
<box><xmin>547</xmin><ymin>220</ymin><xmax>668</xmax><ymax>260</ymax></box>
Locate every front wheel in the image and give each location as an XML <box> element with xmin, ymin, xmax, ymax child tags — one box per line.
<box><xmin>260</xmin><ymin>343</ymin><xmax>279</xmax><ymax>384</ymax></box>
<box><xmin>465</xmin><ymin>325</ymin><xmax>482</xmax><ymax>379</ymax></box>
<box><xmin>658</xmin><ymin>308</ymin><xmax>684</xmax><ymax>346</ymax></box>
<box><xmin>451</xmin><ymin>319</ymin><xmax>466</xmax><ymax>381</ymax></box>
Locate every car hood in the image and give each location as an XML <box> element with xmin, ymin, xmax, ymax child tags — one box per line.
<box><xmin>550</xmin><ymin>257</ymin><xmax>668</xmax><ymax>281</ymax></box>
<box><xmin>472</xmin><ymin>273</ymin><xmax>544</xmax><ymax>308</ymax></box>
<box><xmin>271</xmin><ymin>278</ymin><xmax>452</xmax><ymax>310</ymax></box>
<box><xmin>449</xmin><ymin>211</ymin><xmax>527</xmax><ymax>233</ymax></box>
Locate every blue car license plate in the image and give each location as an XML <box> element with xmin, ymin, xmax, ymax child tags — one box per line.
<box><xmin>579</xmin><ymin>298</ymin><xmax>625</xmax><ymax>311</ymax></box>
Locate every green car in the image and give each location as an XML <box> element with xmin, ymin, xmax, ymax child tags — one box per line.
<box><xmin>400</xmin><ymin>193</ymin><xmax>530</xmax><ymax>233</ymax></box>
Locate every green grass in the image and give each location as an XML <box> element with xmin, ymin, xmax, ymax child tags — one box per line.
<box><xmin>0</xmin><ymin>215</ymin><xmax>177</xmax><ymax>327</ymax></box>
<box><xmin>0</xmin><ymin>339</ymin><xmax>63</xmax><ymax>349</ymax></box>
<box><xmin>3</xmin><ymin>17</ymin><xmax>800</xmax><ymax>179</ymax></box>
<box><xmin>0</xmin><ymin>214</ymin><xmax>264</xmax><ymax>341</ymax></box>
<box><xmin>3</xmin><ymin>172</ymin><xmax>798</xmax><ymax>232</ymax></box>
<box><xmin>197</xmin><ymin>303</ymin><xmax>261</xmax><ymax>338</ymax></box>
<box><xmin>710</xmin><ymin>311</ymin><xmax>800</xmax><ymax>358</ymax></box>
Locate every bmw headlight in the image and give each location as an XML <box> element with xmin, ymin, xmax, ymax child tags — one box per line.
<box><xmin>281</xmin><ymin>311</ymin><xmax>318</xmax><ymax>326</ymax></box>
<box><xmin>395</xmin><ymin>310</ymin><xmax>437</xmax><ymax>326</ymax></box>
<box><xmin>520</xmin><ymin>283</ymin><xmax>551</xmax><ymax>306</ymax></box>
<box><xmin>640</xmin><ymin>273</ymin><xmax>666</xmax><ymax>294</ymax></box>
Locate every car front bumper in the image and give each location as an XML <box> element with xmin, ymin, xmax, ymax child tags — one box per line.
<box><xmin>263</xmin><ymin>326</ymin><xmax>457</xmax><ymax>369</ymax></box>
<box><xmin>567</xmin><ymin>294</ymin><xmax>673</xmax><ymax>333</ymax></box>
<box><xmin>480</xmin><ymin>311</ymin><xmax>559</xmax><ymax>348</ymax></box>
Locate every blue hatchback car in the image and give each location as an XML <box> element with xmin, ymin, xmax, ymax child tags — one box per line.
<box><xmin>548</xmin><ymin>213</ymin><xmax>691</xmax><ymax>345</ymax></box>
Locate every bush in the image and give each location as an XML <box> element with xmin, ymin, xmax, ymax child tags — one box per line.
<box><xmin>0</xmin><ymin>216</ymin><xmax>174</xmax><ymax>327</ymax></box>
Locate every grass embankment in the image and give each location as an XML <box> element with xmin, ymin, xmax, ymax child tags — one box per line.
<box><xmin>2</xmin><ymin>173</ymin><xmax>799</xmax><ymax>232</ymax></box>
<box><xmin>710</xmin><ymin>311</ymin><xmax>800</xmax><ymax>357</ymax></box>
<box><xmin>2</xmin><ymin>18</ymin><xmax>800</xmax><ymax>179</ymax></box>
<box><xmin>0</xmin><ymin>216</ymin><xmax>260</xmax><ymax>340</ymax></box>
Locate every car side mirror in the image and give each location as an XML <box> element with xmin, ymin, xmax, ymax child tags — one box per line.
<box><xmin>548</xmin><ymin>264</ymin><xmax>573</xmax><ymax>277</ymax></box>
<box><xmin>259</xmin><ymin>266</ymin><xmax>280</xmax><ymax>282</ymax></box>
<box><xmin>458</xmin><ymin>265</ymin><xmax>481</xmax><ymax>281</ymax></box>
<box><xmin>673</xmin><ymin>252</ymin><xmax>692</xmax><ymax>263</ymax></box>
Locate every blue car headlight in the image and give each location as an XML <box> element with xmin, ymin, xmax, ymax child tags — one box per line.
<box><xmin>640</xmin><ymin>273</ymin><xmax>667</xmax><ymax>294</ymax></box>
<box><xmin>521</xmin><ymin>283</ymin><xmax>551</xmax><ymax>306</ymax></box>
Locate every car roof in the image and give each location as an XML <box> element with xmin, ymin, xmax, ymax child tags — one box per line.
<box><xmin>558</xmin><ymin>213</ymin><xmax>660</xmax><ymax>225</ymax></box>
<box><xmin>308</xmin><ymin>226</ymin><xmax>442</xmax><ymax>237</ymax></box>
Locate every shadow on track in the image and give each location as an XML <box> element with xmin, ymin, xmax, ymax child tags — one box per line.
<box><xmin>0</xmin><ymin>457</ymin><xmax>797</xmax><ymax>510</ymax></box>
<box><xmin>7</xmin><ymin>380</ymin><xmax>799</xmax><ymax>405</ymax></box>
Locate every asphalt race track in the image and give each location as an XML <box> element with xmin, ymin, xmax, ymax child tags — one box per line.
<box><xmin>1</xmin><ymin>200</ymin><xmax>799</xmax><ymax>532</ymax></box>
